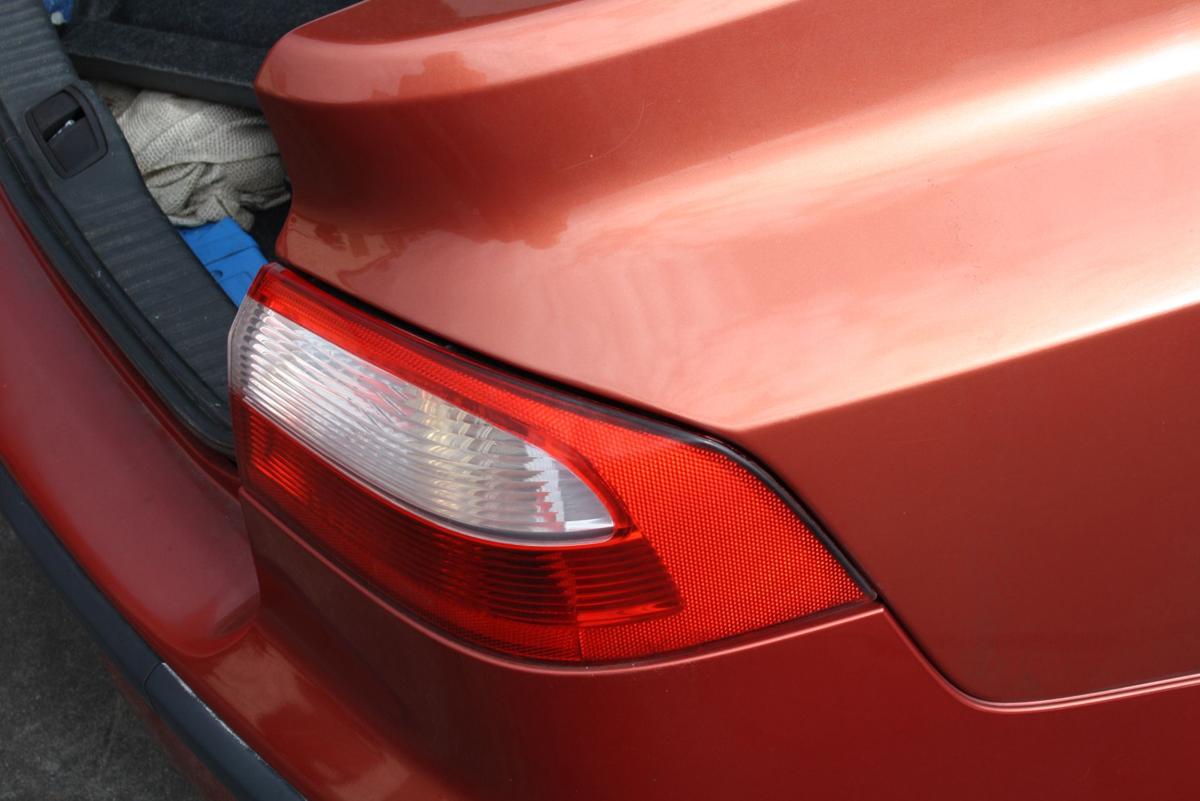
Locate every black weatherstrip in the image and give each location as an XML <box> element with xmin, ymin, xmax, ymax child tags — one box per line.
<box><xmin>0</xmin><ymin>463</ymin><xmax>304</xmax><ymax>801</ymax></box>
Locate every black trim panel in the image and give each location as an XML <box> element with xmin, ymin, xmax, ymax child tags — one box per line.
<box><xmin>0</xmin><ymin>0</ymin><xmax>236</xmax><ymax>454</ymax></box>
<box><xmin>0</xmin><ymin>463</ymin><xmax>304</xmax><ymax>801</ymax></box>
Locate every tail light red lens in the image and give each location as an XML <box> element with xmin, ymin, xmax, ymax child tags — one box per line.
<box><xmin>230</xmin><ymin>265</ymin><xmax>869</xmax><ymax>662</ymax></box>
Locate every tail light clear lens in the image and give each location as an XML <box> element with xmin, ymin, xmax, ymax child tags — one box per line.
<box><xmin>230</xmin><ymin>265</ymin><xmax>869</xmax><ymax>662</ymax></box>
<box><xmin>231</xmin><ymin>302</ymin><xmax>613</xmax><ymax>544</ymax></box>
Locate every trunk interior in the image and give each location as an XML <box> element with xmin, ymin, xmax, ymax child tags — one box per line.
<box><xmin>61</xmin><ymin>0</ymin><xmax>362</xmax><ymax>256</ymax></box>
<box><xmin>1</xmin><ymin>0</ymin><xmax>355</xmax><ymax>452</ymax></box>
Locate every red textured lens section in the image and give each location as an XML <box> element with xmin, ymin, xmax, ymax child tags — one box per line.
<box><xmin>234</xmin><ymin>266</ymin><xmax>868</xmax><ymax>662</ymax></box>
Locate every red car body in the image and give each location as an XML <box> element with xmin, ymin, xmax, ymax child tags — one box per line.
<box><xmin>4</xmin><ymin>0</ymin><xmax>1200</xmax><ymax>798</ymax></box>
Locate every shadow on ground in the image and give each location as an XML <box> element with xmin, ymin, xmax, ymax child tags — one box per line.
<box><xmin>0</xmin><ymin>516</ymin><xmax>203</xmax><ymax>801</ymax></box>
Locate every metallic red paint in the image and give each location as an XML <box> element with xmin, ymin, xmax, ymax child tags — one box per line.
<box><xmin>8</xmin><ymin>158</ymin><xmax>1200</xmax><ymax>799</ymax></box>
<box><xmin>5</xmin><ymin>0</ymin><xmax>1200</xmax><ymax>797</ymax></box>
<box><xmin>9</xmin><ymin>236</ymin><xmax>1200</xmax><ymax>801</ymax></box>
<box><xmin>259</xmin><ymin>0</ymin><xmax>1200</xmax><ymax>701</ymax></box>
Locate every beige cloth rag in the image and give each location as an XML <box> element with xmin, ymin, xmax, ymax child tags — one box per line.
<box><xmin>96</xmin><ymin>82</ymin><xmax>289</xmax><ymax>230</ymax></box>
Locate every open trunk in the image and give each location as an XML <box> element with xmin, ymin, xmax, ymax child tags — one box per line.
<box><xmin>0</xmin><ymin>0</ymin><xmax>357</xmax><ymax>452</ymax></box>
<box><xmin>0</xmin><ymin>0</ymin><xmax>562</xmax><ymax>452</ymax></box>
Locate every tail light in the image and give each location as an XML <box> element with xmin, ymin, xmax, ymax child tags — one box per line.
<box><xmin>229</xmin><ymin>265</ymin><xmax>868</xmax><ymax>662</ymax></box>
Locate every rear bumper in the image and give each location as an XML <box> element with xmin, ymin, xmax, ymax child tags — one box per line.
<box><xmin>0</xmin><ymin>464</ymin><xmax>302</xmax><ymax>801</ymax></box>
<box><xmin>0</xmin><ymin>182</ymin><xmax>467</xmax><ymax>801</ymax></box>
<box><xmin>7</xmin><ymin>174</ymin><xmax>1200</xmax><ymax>801</ymax></box>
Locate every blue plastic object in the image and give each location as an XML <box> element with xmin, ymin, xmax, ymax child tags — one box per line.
<box><xmin>178</xmin><ymin>218</ymin><xmax>266</xmax><ymax>305</ymax></box>
<box><xmin>43</xmin><ymin>0</ymin><xmax>72</xmax><ymax>23</ymax></box>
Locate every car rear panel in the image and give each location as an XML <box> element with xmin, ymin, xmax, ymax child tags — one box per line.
<box><xmin>6</xmin><ymin>0</ymin><xmax>1200</xmax><ymax>798</ymax></box>
<box><xmin>7</xmin><ymin>197</ymin><xmax>1200</xmax><ymax>800</ymax></box>
<box><xmin>260</xmin><ymin>0</ymin><xmax>1200</xmax><ymax>702</ymax></box>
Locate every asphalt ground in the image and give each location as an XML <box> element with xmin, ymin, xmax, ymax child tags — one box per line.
<box><xmin>0</xmin><ymin>515</ymin><xmax>203</xmax><ymax>801</ymax></box>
